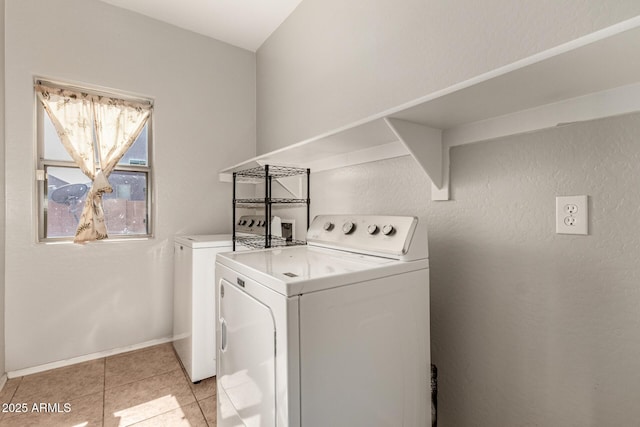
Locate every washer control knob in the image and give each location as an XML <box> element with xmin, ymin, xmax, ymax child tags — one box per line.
<box><xmin>342</xmin><ymin>221</ymin><xmax>355</xmax><ymax>234</ymax></box>
<box><xmin>382</xmin><ymin>224</ymin><xmax>395</xmax><ymax>235</ymax></box>
<box><xmin>241</xmin><ymin>220</ymin><xmax>247</xmax><ymax>226</ymax></box>
<box><xmin>323</xmin><ymin>221</ymin><xmax>334</xmax><ymax>231</ymax></box>
<box><xmin>237</xmin><ymin>220</ymin><xmax>243</xmax><ymax>225</ymax></box>
<box><xmin>248</xmin><ymin>220</ymin><xmax>255</xmax><ymax>227</ymax></box>
<box><xmin>367</xmin><ymin>224</ymin><xmax>379</xmax><ymax>235</ymax></box>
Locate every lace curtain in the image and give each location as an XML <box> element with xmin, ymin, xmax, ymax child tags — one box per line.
<box><xmin>36</xmin><ymin>84</ymin><xmax>152</xmax><ymax>243</ymax></box>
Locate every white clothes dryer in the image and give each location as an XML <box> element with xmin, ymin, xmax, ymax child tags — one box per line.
<box><xmin>215</xmin><ymin>214</ymin><xmax>431</xmax><ymax>426</ymax></box>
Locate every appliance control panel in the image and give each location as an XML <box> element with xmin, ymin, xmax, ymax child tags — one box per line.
<box><xmin>307</xmin><ymin>215</ymin><xmax>420</xmax><ymax>258</ymax></box>
<box><xmin>236</xmin><ymin>215</ymin><xmax>287</xmax><ymax>238</ymax></box>
<box><xmin>236</xmin><ymin>215</ymin><xmax>268</xmax><ymax>235</ymax></box>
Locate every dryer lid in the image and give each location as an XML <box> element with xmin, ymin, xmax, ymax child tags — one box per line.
<box><xmin>174</xmin><ymin>234</ymin><xmax>233</xmax><ymax>248</ymax></box>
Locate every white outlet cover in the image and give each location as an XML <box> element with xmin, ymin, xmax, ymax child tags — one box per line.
<box><xmin>556</xmin><ymin>195</ymin><xmax>588</xmax><ymax>235</ymax></box>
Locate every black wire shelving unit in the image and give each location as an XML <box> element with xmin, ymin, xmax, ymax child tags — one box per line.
<box><xmin>233</xmin><ymin>165</ymin><xmax>310</xmax><ymax>250</ymax></box>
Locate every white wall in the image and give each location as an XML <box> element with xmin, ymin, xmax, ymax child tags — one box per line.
<box><xmin>257</xmin><ymin>1</ymin><xmax>640</xmax><ymax>425</ymax></box>
<box><xmin>309</xmin><ymin>112</ymin><xmax>640</xmax><ymax>426</ymax></box>
<box><xmin>257</xmin><ymin>0</ymin><xmax>640</xmax><ymax>153</ymax></box>
<box><xmin>0</xmin><ymin>0</ymin><xmax>6</xmax><ymax>376</ymax></box>
<box><xmin>4</xmin><ymin>0</ymin><xmax>255</xmax><ymax>372</ymax></box>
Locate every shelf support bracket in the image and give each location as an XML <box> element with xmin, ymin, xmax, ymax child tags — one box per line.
<box><xmin>274</xmin><ymin>176</ymin><xmax>303</xmax><ymax>198</ymax></box>
<box><xmin>384</xmin><ymin>118</ymin><xmax>449</xmax><ymax>200</ymax></box>
<box><xmin>430</xmin><ymin>144</ymin><xmax>449</xmax><ymax>201</ymax></box>
<box><xmin>255</xmin><ymin>159</ymin><xmax>303</xmax><ymax>198</ymax></box>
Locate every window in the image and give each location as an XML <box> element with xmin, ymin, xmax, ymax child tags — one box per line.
<box><xmin>36</xmin><ymin>80</ymin><xmax>153</xmax><ymax>242</ymax></box>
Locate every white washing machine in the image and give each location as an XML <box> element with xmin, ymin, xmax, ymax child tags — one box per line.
<box><xmin>215</xmin><ymin>214</ymin><xmax>431</xmax><ymax>426</ymax></box>
<box><xmin>173</xmin><ymin>233</ymin><xmax>234</xmax><ymax>382</ymax></box>
<box><xmin>173</xmin><ymin>215</ymin><xmax>284</xmax><ymax>383</ymax></box>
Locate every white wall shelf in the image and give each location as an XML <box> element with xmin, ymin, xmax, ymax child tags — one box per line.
<box><xmin>220</xmin><ymin>17</ymin><xmax>640</xmax><ymax>200</ymax></box>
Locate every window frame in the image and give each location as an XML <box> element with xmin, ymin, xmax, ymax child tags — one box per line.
<box><xmin>35</xmin><ymin>80</ymin><xmax>155</xmax><ymax>243</ymax></box>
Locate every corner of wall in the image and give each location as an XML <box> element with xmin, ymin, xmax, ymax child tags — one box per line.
<box><xmin>0</xmin><ymin>0</ymin><xmax>8</xmax><ymax>380</ymax></box>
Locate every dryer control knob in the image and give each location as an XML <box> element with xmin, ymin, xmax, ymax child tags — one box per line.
<box><xmin>382</xmin><ymin>224</ymin><xmax>395</xmax><ymax>235</ymax></box>
<box><xmin>248</xmin><ymin>220</ymin><xmax>255</xmax><ymax>227</ymax></box>
<box><xmin>323</xmin><ymin>221</ymin><xmax>334</xmax><ymax>231</ymax></box>
<box><xmin>367</xmin><ymin>224</ymin><xmax>379</xmax><ymax>235</ymax></box>
<box><xmin>342</xmin><ymin>221</ymin><xmax>355</xmax><ymax>234</ymax></box>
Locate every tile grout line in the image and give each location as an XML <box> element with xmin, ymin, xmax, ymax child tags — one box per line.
<box><xmin>103</xmin><ymin>355</ymin><xmax>186</xmax><ymax>427</ymax></box>
<box><xmin>170</xmin><ymin>344</ymin><xmax>212</xmax><ymax>426</ymax></box>
<box><xmin>7</xmin><ymin>359</ymin><xmax>106</xmax><ymax>405</ymax></box>
<box><xmin>8</xmin><ymin>377</ymin><xmax>23</xmax><ymax>403</ymax></box>
<box><xmin>104</xmin><ymin>366</ymin><xmax>185</xmax><ymax>391</ymax></box>
<box><xmin>187</xmin><ymin>375</ymin><xmax>210</xmax><ymax>426</ymax></box>
<box><xmin>104</xmin><ymin>368</ymin><xmax>199</xmax><ymax>426</ymax></box>
<box><xmin>119</xmin><ymin>367</ymin><xmax>205</xmax><ymax>427</ymax></box>
<box><xmin>0</xmin><ymin>377</ymin><xmax>23</xmax><ymax>422</ymax></box>
<box><xmin>196</xmin><ymin>398</ymin><xmax>211</xmax><ymax>427</ymax></box>
<box><xmin>126</xmin><ymin>404</ymin><xmax>195</xmax><ymax>427</ymax></box>
<box><xmin>104</xmin><ymin>345</ymin><xmax>181</xmax><ymax>391</ymax></box>
<box><xmin>1</xmin><ymin>388</ymin><xmax>107</xmax><ymax>425</ymax></box>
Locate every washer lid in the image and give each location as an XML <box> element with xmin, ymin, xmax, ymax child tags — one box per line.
<box><xmin>216</xmin><ymin>245</ymin><xmax>428</xmax><ymax>296</ymax></box>
<box><xmin>174</xmin><ymin>234</ymin><xmax>233</xmax><ymax>248</ymax></box>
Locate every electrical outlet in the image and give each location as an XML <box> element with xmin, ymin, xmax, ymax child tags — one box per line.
<box><xmin>556</xmin><ymin>195</ymin><xmax>588</xmax><ymax>235</ymax></box>
<box><xmin>564</xmin><ymin>204</ymin><xmax>578</xmax><ymax>215</ymax></box>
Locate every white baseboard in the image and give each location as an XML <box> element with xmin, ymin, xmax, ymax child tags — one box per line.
<box><xmin>7</xmin><ymin>336</ymin><xmax>174</xmax><ymax>379</ymax></box>
<box><xmin>0</xmin><ymin>374</ymin><xmax>7</xmax><ymax>392</ymax></box>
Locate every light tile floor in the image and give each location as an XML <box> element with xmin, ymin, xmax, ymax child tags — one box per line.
<box><xmin>0</xmin><ymin>343</ymin><xmax>216</xmax><ymax>426</ymax></box>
